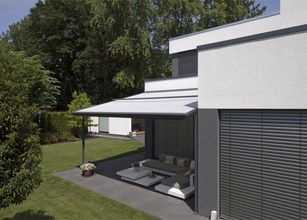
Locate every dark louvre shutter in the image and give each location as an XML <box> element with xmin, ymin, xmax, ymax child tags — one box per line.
<box><xmin>220</xmin><ymin>110</ymin><xmax>307</xmax><ymax>220</ymax></box>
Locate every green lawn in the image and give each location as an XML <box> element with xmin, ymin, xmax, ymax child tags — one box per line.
<box><xmin>0</xmin><ymin>138</ymin><xmax>159</xmax><ymax>220</ymax></box>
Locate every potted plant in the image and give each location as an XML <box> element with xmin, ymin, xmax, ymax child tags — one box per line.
<box><xmin>129</xmin><ymin>131</ymin><xmax>137</xmax><ymax>137</ymax></box>
<box><xmin>80</xmin><ymin>162</ymin><xmax>96</xmax><ymax>177</ymax></box>
<box><xmin>131</xmin><ymin>162</ymin><xmax>140</xmax><ymax>172</ymax></box>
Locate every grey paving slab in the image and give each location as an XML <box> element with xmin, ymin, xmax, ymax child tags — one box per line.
<box><xmin>55</xmin><ymin>154</ymin><xmax>206</xmax><ymax>220</ymax></box>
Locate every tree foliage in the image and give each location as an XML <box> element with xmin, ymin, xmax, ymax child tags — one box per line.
<box><xmin>38</xmin><ymin>112</ymin><xmax>77</xmax><ymax>144</ymax></box>
<box><xmin>0</xmin><ymin>41</ymin><xmax>59</xmax><ymax>208</ymax></box>
<box><xmin>3</xmin><ymin>0</ymin><xmax>266</xmax><ymax>109</ymax></box>
<box><xmin>66</xmin><ymin>91</ymin><xmax>91</xmax><ymax>138</ymax></box>
<box><xmin>152</xmin><ymin>0</ymin><xmax>266</xmax><ymax>48</ymax></box>
<box><xmin>4</xmin><ymin>0</ymin><xmax>90</xmax><ymax>109</ymax></box>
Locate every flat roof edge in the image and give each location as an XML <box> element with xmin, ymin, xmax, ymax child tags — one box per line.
<box><xmin>197</xmin><ymin>23</ymin><xmax>307</xmax><ymax>51</ymax></box>
<box><xmin>169</xmin><ymin>12</ymin><xmax>280</xmax><ymax>42</ymax></box>
<box><xmin>144</xmin><ymin>74</ymin><xmax>197</xmax><ymax>83</ymax></box>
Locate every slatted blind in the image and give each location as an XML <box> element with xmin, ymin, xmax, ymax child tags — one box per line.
<box><xmin>220</xmin><ymin>110</ymin><xmax>307</xmax><ymax>220</ymax></box>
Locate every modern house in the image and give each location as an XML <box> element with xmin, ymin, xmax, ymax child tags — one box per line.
<box><xmin>74</xmin><ymin>0</ymin><xmax>307</xmax><ymax>219</ymax></box>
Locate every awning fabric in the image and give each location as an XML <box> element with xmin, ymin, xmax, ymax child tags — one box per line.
<box><xmin>73</xmin><ymin>89</ymin><xmax>197</xmax><ymax>119</ymax></box>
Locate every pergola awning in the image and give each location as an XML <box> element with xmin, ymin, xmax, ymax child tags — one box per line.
<box><xmin>73</xmin><ymin>89</ymin><xmax>198</xmax><ymax>119</ymax></box>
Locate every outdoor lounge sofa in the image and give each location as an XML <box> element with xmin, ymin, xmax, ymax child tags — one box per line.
<box><xmin>142</xmin><ymin>159</ymin><xmax>189</xmax><ymax>176</ymax></box>
<box><xmin>142</xmin><ymin>154</ymin><xmax>195</xmax><ymax>199</ymax></box>
<box><xmin>155</xmin><ymin>174</ymin><xmax>195</xmax><ymax>199</ymax></box>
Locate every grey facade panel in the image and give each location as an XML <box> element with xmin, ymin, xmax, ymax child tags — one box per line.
<box><xmin>172</xmin><ymin>54</ymin><xmax>179</xmax><ymax>77</ymax></box>
<box><xmin>154</xmin><ymin>116</ymin><xmax>194</xmax><ymax>159</ymax></box>
<box><xmin>154</xmin><ymin>119</ymin><xmax>167</xmax><ymax>157</ymax></box>
<box><xmin>167</xmin><ymin>120</ymin><xmax>178</xmax><ymax>155</ymax></box>
<box><xmin>172</xmin><ymin>50</ymin><xmax>197</xmax><ymax>77</ymax></box>
<box><xmin>197</xmin><ymin>109</ymin><xmax>219</xmax><ymax>217</ymax></box>
<box><xmin>145</xmin><ymin>119</ymin><xmax>154</xmax><ymax>159</ymax></box>
<box><xmin>220</xmin><ymin>110</ymin><xmax>307</xmax><ymax>220</ymax></box>
<box><xmin>178</xmin><ymin>115</ymin><xmax>194</xmax><ymax>157</ymax></box>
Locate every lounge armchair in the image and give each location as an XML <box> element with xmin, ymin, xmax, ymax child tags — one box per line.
<box><xmin>142</xmin><ymin>154</ymin><xmax>195</xmax><ymax>199</ymax></box>
<box><xmin>155</xmin><ymin>173</ymin><xmax>195</xmax><ymax>199</ymax></box>
<box><xmin>142</xmin><ymin>154</ymin><xmax>191</xmax><ymax>176</ymax></box>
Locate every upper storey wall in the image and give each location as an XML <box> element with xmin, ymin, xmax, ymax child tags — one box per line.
<box><xmin>169</xmin><ymin>0</ymin><xmax>307</xmax><ymax>54</ymax></box>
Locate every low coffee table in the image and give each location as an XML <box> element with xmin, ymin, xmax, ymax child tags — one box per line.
<box><xmin>117</xmin><ymin>168</ymin><xmax>164</xmax><ymax>187</ymax></box>
<box><xmin>117</xmin><ymin>167</ymin><xmax>151</xmax><ymax>180</ymax></box>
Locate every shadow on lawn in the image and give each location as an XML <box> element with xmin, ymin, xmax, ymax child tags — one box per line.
<box><xmin>3</xmin><ymin>209</ymin><xmax>54</xmax><ymax>220</ymax></box>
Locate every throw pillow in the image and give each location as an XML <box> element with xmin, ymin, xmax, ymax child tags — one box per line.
<box><xmin>164</xmin><ymin>155</ymin><xmax>175</xmax><ymax>165</ymax></box>
<box><xmin>185</xmin><ymin>158</ymin><xmax>191</xmax><ymax>168</ymax></box>
<box><xmin>176</xmin><ymin>157</ymin><xmax>186</xmax><ymax>167</ymax></box>
<box><xmin>159</xmin><ymin>154</ymin><xmax>166</xmax><ymax>162</ymax></box>
<box><xmin>190</xmin><ymin>160</ymin><xmax>195</xmax><ymax>170</ymax></box>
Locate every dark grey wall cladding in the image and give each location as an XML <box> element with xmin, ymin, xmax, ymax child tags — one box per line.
<box><xmin>154</xmin><ymin>115</ymin><xmax>194</xmax><ymax>159</ymax></box>
<box><xmin>197</xmin><ymin>109</ymin><xmax>219</xmax><ymax>217</ymax></box>
<box><xmin>145</xmin><ymin>119</ymin><xmax>154</xmax><ymax>159</ymax></box>
<box><xmin>172</xmin><ymin>50</ymin><xmax>197</xmax><ymax>77</ymax></box>
<box><xmin>220</xmin><ymin>109</ymin><xmax>307</xmax><ymax>220</ymax></box>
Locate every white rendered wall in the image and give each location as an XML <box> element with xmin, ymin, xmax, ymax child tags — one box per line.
<box><xmin>89</xmin><ymin>116</ymin><xmax>131</xmax><ymax>136</ymax></box>
<box><xmin>198</xmin><ymin>31</ymin><xmax>307</xmax><ymax>109</ymax></box>
<box><xmin>88</xmin><ymin>117</ymin><xmax>99</xmax><ymax>133</ymax></box>
<box><xmin>109</xmin><ymin>117</ymin><xmax>131</xmax><ymax>136</ymax></box>
<box><xmin>169</xmin><ymin>0</ymin><xmax>307</xmax><ymax>54</ymax></box>
<box><xmin>145</xmin><ymin>76</ymin><xmax>197</xmax><ymax>92</ymax></box>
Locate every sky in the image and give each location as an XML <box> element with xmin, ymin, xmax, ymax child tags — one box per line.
<box><xmin>0</xmin><ymin>0</ymin><xmax>38</xmax><ymax>34</ymax></box>
<box><xmin>0</xmin><ymin>0</ymin><xmax>280</xmax><ymax>34</ymax></box>
<box><xmin>257</xmin><ymin>0</ymin><xmax>280</xmax><ymax>15</ymax></box>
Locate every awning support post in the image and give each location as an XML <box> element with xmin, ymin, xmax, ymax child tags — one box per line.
<box><xmin>194</xmin><ymin>111</ymin><xmax>198</xmax><ymax>214</ymax></box>
<box><xmin>82</xmin><ymin>116</ymin><xmax>85</xmax><ymax>164</ymax></box>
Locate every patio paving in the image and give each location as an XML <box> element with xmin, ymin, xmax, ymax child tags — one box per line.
<box><xmin>55</xmin><ymin>152</ymin><xmax>206</xmax><ymax>220</ymax></box>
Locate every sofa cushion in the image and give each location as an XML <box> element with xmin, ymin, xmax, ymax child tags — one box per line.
<box><xmin>161</xmin><ymin>174</ymin><xmax>190</xmax><ymax>189</ymax></box>
<box><xmin>159</xmin><ymin>154</ymin><xmax>166</xmax><ymax>162</ymax></box>
<box><xmin>190</xmin><ymin>160</ymin><xmax>195</xmax><ymax>170</ymax></box>
<box><xmin>175</xmin><ymin>157</ymin><xmax>191</xmax><ymax>167</ymax></box>
<box><xmin>142</xmin><ymin>160</ymin><xmax>188</xmax><ymax>174</ymax></box>
<box><xmin>176</xmin><ymin>157</ymin><xmax>186</xmax><ymax>167</ymax></box>
<box><xmin>164</xmin><ymin>155</ymin><xmax>175</xmax><ymax>165</ymax></box>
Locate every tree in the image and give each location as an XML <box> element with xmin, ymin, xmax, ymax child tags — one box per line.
<box><xmin>152</xmin><ymin>0</ymin><xmax>266</xmax><ymax>50</ymax></box>
<box><xmin>66</xmin><ymin>91</ymin><xmax>91</xmax><ymax>138</ymax></box>
<box><xmin>0</xmin><ymin>41</ymin><xmax>59</xmax><ymax>208</ymax></box>
<box><xmin>4</xmin><ymin>0</ymin><xmax>91</xmax><ymax>109</ymax></box>
<box><xmin>3</xmin><ymin>0</ymin><xmax>266</xmax><ymax>109</ymax></box>
<box><xmin>89</xmin><ymin>0</ymin><xmax>266</xmax><ymax>93</ymax></box>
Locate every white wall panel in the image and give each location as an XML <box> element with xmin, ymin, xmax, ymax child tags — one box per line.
<box><xmin>109</xmin><ymin>117</ymin><xmax>131</xmax><ymax>136</ymax></box>
<box><xmin>88</xmin><ymin>117</ymin><xmax>99</xmax><ymax>133</ymax></box>
<box><xmin>169</xmin><ymin>0</ymin><xmax>307</xmax><ymax>54</ymax></box>
<box><xmin>145</xmin><ymin>76</ymin><xmax>197</xmax><ymax>92</ymax></box>
<box><xmin>198</xmin><ymin>31</ymin><xmax>307</xmax><ymax>109</ymax></box>
<box><xmin>99</xmin><ymin>117</ymin><xmax>109</xmax><ymax>132</ymax></box>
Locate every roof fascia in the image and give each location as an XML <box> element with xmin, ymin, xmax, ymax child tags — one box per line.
<box><xmin>197</xmin><ymin>24</ymin><xmax>307</xmax><ymax>51</ymax></box>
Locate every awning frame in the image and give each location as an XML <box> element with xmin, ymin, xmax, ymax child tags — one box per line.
<box><xmin>73</xmin><ymin>89</ymin><xmax>198</xmax><ymax>119</ymax></box>
<box><xmin>75</xmin><ymin>87</ymin><xmax>198</xmax><ymax>163</ymax></box>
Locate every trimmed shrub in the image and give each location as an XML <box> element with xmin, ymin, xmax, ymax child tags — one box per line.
<box><xmin>37</xmin><ymin>112</ymin><xmax>78</xmax><ymax>144</ymax></box>
<box><xmin>38</xmin><ymin>112</ymin><xmax>69</xmax><ymax>133</ymax></box>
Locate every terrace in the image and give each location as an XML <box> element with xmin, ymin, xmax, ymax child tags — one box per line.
<box><xmin>56</xmin><ymin>151</ymin><xmax>206</xmax><ymax>220</ymax></box>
